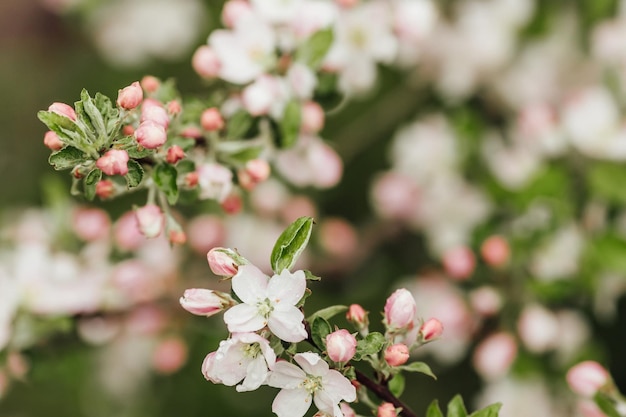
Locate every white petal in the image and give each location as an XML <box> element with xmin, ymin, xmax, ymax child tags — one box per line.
<box><xmin>231</xmin><ymin>264</ymin><xmax>269</xmax><ymax>303</ymax></box>
<box><xmin>272</xmin><ymin>388</ymin><xmax>312</xmax><ymax>417</ymax></box>
<box><xmin>268</xmin><ymin>308</ymin><xmax>307</xmax><ymax>343</ymax></box>
<box><xmin>224</xmin><ymin>304</ymin><xmax>266</xmax><ymax>333</ymax></box>
<box><xmin>294</xmin><ymin>352</ymin><xmax>329</xmax><ymax>376</ymax></box>
<box><xmin>236</xmin><ymin>356</ymin><xmax>269</xmax><ymax>392</ymax></box>
<box><xmin>322</xmin><ymin>370</ymin><xmax>357</xmax><ymax>402</ymax></box>
<box><xmin>313</xmin><ymin>389</ymin><xmax>341</xmax><ymax>417</ymax></box>
<box><xmin>212</xmin><ymin>339</ymin><xmax>248</xmax><ymax>386</ymax></box>
<box><xmin>267</xmin><ymin>361</ymin><xmax>306</xmax><ymax>389</ymax></box>
<box><xmin>267</xmin><ymin>269</ymin><xmax>306</xmax><ymax>306</ymax></box>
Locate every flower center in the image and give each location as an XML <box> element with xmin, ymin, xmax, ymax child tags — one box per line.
<box><xmin>302</xmin><ymin>375</ymin><xmax>323</xmax><ymax>394</ymax></box>
<box><xmin>257</xmin><ymin>298</ymin><xmax>274</xmax><ymax>319</ymax></box>
<box><xmin>243</xmin><ymin>342</ymin><xmax>261</xmax><ymax>359</ymax></box>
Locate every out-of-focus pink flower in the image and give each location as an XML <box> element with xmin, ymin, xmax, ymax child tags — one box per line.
<box><xmin>43</xmin><ymin>131</ymin><xmax>63</xmax><ymax>150</ymax></box>
<box><xmin>134</xmin><ymin>204</ymin><xmax>164</xmax><ymax>238</ymax></box>
<box><xmin>114</xmin><ymin>211</ymin><xmax>147</xmax><ymax>251</ymax></box>
<box><xmin>384</xmin><ymin>288</ymin><xmax>417</xmax><ymax>331</ymax></box>
<box><xmin>287</xmin><ymin>63</ymin><xmax>317</xmax><ymax>100</ymax></box>
<box><xmin>275</xmin><ymin>136</ymin><xmax>343</xmax><ymax>189</ymax></box>
<box><xmin>442</xmin><ymin>246</ymin><xmax>475</xmax><ymax>280</ymax></box>
<box><xmin>301</xmin><ymin>101</ymin><xmax>325</xmax><ymax>134</ymax></box>
<box><xmin>221</xmin><ymin>192</ymin><xmax>243</xmax><ymax>214</ymax></box>
<box><xmin>370</xmin><ymin>171</ymin><xmax>420</xmax><ymax>221</ymax></box>
<box><xmin>578</xmin><ymin>400</ymin><xmax>609</xmax><ymax>417</ymax></box>
<box><xmin>318</xmin><ymin>217</ymin><xmax>358</xmax><ymax>259</ymax></box>
<box><xmin>419</xmin><ymin>318</ymin><xmax>443</xmax><ymax>342</ymax></box>
<box><xmin>326</xmin><ymin>329</ymin><xmax>357</xmax><ymax>363</ymax></box>
<box><xmin>377</xmin><ymin>402</ymin><xmax>397</xmax><ymax>417</ymax></box>
<box><xmin>140</xmin><ymin>75</ymin><xmax>160</xmax><ymax>93</ymax></box>
<box><xmin>200</xmin><ymin>107</ymin><xmax>225</xmax><ymax>131</ymax></box>
<box><xmin>280</xmin><ymin>195</ymin><xmax>317</xmax><ymax>224</ymax></box>
<box><xmin>135</xmin><ymin>120</ymin><xmax>167</xmax><ymax>149</ymax></box>
<box><xmin>469</xmin><ymin>286</ymin><xmax>502</xmax><ymax>317</ymax></box>
<box><xmin>385</xmin><ymin>343</ymin><xmax>409</xmax><ymax>366</ymax></box>
<box><xmin>242</xmin><ymin>75</ymin><xmax>282</xmax><ymax>116</ymax></box>
<box><xmin>141</xmin><ymin>99</ymin><xmax>170</xmax><ymax>128</ymax></box>
<box><xmin>187</xmin><ymin>215</ymin><xmax>225</xmax><ymax>255</ymax></box>
<box><xmin>72</xmin><ymin>207</ymin><xmax>110</xmax><ymax>242</ymax></box>
<box><xmin>340</xmin><ymin>403</ymin><xmax>357</xmax><ymax>417</ymax></box>
<box><xmin>96</xmin><ymin>149</ymin><xmax>130</xmax><ymax>176</ymax></box>
<box><xmin>95</xmin><ymin>180</ymin><xmax>115</xmax><ymax>200</ymax></box>
<box><xmin>238</xmin><ymin>159</ymin><xmax>271</xmax><ymax>190</ymax></box>
<box><xmin>567</xmin><ymin>361</ymin><xmax>611</xmax><ymax>398</ymax></box>
<box><xmin>166</xmin><ymin>145</ymin><xmax>185</xmax><ymax>164</ymax></box>
<box><xmin>111</xmin><ymin>259</ymin><xmax>160</xmax><ymax>304</ymax></box>
<box><xmin>481</xmin><ymin>235</ymin><xmax>510</xmax><ymax>267</ymax></box>
<box><xmin>126</xmin><ymin>306</ymin><xmax>168</xmax><ymax>336</ymax></box>
<box><xmin>48</xmin><ymin>102</ymin><xmax>77</xmax><ymax>120</ymax></box>
<box><xmin>473</xmin><ymin>332</ymin><xmax>517</xmax><ymax>381</ymax></box>
<box><xmin>517</xmin><ymin>304</ymin><xmax>559</xmax><ymax>353</ymax></box>
<box><xmin>117</xmin><ymin>81</ymin><xmax>143</xmax><ymax>110</ymax></box>
<box><xmin>221</xmin><ymin>0</ymin><xmax>253</xmax><ymax>28</ymax></box>
<box><xmin>197</xmin><ymin>163</ymin><xmax>233</xmax><ymax>203</ymax></box>
<box><xmin>192</xmin><ymin>45</ymin><xmax>221</xmax><ymax>79</ymax></box>
<box><xmin>152</xmin><ymin>337</ymin><xmax>188</xmax><ymax>374</ymax></box>
<box><xmin>179</xmin><ymin>288</ymin><xmax>233</xmax><ymax>316</ymax></box>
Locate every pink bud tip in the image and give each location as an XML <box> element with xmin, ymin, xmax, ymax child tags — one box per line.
<box><xmin>480</xmin><ymin>235</ymin><xmax>510</xmax><ymax>267</ymax></box>
<box><xmin>43</xmin><ymin>131</ymin><xmax>63</xmax><ymax>151</ymax></box>
<box><xmin>167</xmin><ymin>100</ymin><xmax>182</xmax><ymax>116</ymax></box>
<box><xmin>384</xmin><ymin>343</ymin><xmax>410</xmax><ymax>366</ymax></box>
<box><xmin>96</xmin><ymin>149</ymin><xmax>130</xmax><ymax>176</ymax></box>
<box><xmin>419</xmin><ymin>318</ymin><xmax>444</xmax><ymax>342</ymax></box>
<box><xmin>301</xmin><ymin>101</ymin><xmax>325</xmax><ymax>134</ymax></box>
<box><xmin>116</xmin><ymin>81</ymin><xmax>143</xmax><ymax>110</ymax></box>
<box><xmin>200</xmin><ymin>107</ymin><xmax>225</xmax><ymax>131</ymax></box>
<box><xmin>377</xmin><ymin>402</ymin><xmax>397</xmax><ymax>417</ymax></box>
<box><xmin>179</xmin><ymin>288</ymin><xmax>231</xmax><ymax>316</ymax></box>
<box><xmin>166</xmin><ymin>145</ymin><xmax>185</xmax><ymax>164</ymax></box>
<box><xmin>48</xmin><ymin>102</ymin><xmax>77</xmax><ymax>121</ymax></box>
<box><xmin>346</xmin><ymin>304</ymin><xmax>368</xmax><ymax>325</ymax></box>
<box><xmin>206</xmin><ymin>247</ymin><xmax>239</xmax><ymax>277</ymax></box>
<box><xmin>141</xmin><ymin>75</ymin><xmax>160</xmax><ymax>93</ymax></box>
<box><xmin>192</xmin><ymin>45</ymin><xmax>221</xmax><ymax>79</ymax></box>
<box><xmin>221</xmin><ymin>193</ymin><xmax>243</xmax><ymax>214</ymax></box>
<box><xmin>566</xmin><ymin>361</ymin><xmax>610</xmax><ymax>397</ymax></box>
<box><xmin>325</xmin><ymin>329</ymin><xmax>357</xmax><ymax>363</ymax></box>
<box><xmin>384</xmin><ymin>288</ymin><xmax>417</xmax><ymax>331</ymax></box>
<box><xmin>96</xmin><ymin>180</ymin><xmax>115</xmax><ymax>199</ymax></box>
<box><xmin>134</xmin><ymin>204</ymin><xmax>164</xmax><ymax>238</ymax></box>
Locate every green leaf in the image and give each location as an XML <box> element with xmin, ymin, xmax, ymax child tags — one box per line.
<box><xmin>594</xmin><ymin>392</ymin><xmax>622</xmax><ymax>417</ymax></box>
<box><xmin>153</xmin><ymin>163</ymin><xmax>178</xmax><ymax>204</ymax></box>
<box><xmin>447</xmin><ymin>395</ymin><xmax>468</xmax><ymax>417</ymax></box>
<box><xmin>126</xmin><ymin>160</ymin><xmax>144</xmax><ymax>189</ymax></box>
<box><xmin>355</xmin><ymin>332</ymin><xmax>385</xmax><ymax>358</ymax></box>
<box><xmin>84</xmin><ymin>168</ymin><xmax>102</xmax><ymax>201</ymax></box>
<box><xmin>388</xmin><ymin>373</ymin><xmax>405</xmax><ymax>398</ymax></box>
<box><xmin>398</xmin><ymin>361</ymin><xmax>437</xmax><ymax>380</ymax></box>
<box><xmin>37</xmin><ymin>110</ymin><xmax>85</xmax><ymax>146</ymax></box>
<box><xmin>227</xmin><ymin>110</ymin><xmax>255</xmax><ymax>139</ymax></box>
<box><xmin>277</xmin><ymin>100</ymin><xmax>301</xmax><ymax>149</ymax></box>
<box><xmin>588</xmin><ymin>162</ymin><xmax>626</xmax><ymax>205</ymax></box>
<box><xmin>296</xmin><ymin>28</ymin><xmax>334</xmax><ymax>69</ymax></box>
<box><xmin>468</xmin><ymin>403</ymin><xmax>502</xmax><ymax>417</ymax></box>
<box><xmin>307</xmin><ymin>305</ymin><xmax>348</xmax><ymax>322</ymax></box>
<box><xmin>270</xmin><ymin>216</ymin><xmax>314</xmax><ymax>273</ymax></box>
<box><xmin>303</xmin><ymin>270</ymin><xmax>322</xmax><ymax>281</ymax></box>
<box><xmin>80</xmin><ymin>89</ymin><xmax>107</xmax><ymax>139</ymax></box>
<box><xmin>311</xmin><ymin>316</ymin><xmax>332</xmax><ymax>351</ymax></box>
<box><xmin>48</xmin><ymin>146</ymin><xmax>86</xmax><ymax>170</ymax></box>
<box><xmin>217</xmin><ymin>139</ymin><xmax>264</xmax><ymax>165</ymax></box>
<box><xmin>426</xmin><ymin>400</ymin><xmax>444</xmax><ymax>417</ymax></box>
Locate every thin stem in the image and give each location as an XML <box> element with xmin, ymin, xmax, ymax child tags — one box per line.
<box><xmin>355</xmin><ymin>369</ymin><xmax>418</xmax><ymax>417</ymax></box>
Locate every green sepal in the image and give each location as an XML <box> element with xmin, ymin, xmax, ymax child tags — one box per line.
<box><xmin>388</xmin><ymin>373</ymin><xmax>405</xmax><ymax>398</ymax></box>
<box><xmin>296</xmin><ymin>28</ymin><xmax>334</xmax><ymax>69</ymax></box>
<box><xmin>270</xmin><ymin>216</ymin><xmax>314</xmax><ymax>273</ymax></box>
<box><xmin>84</xmin><ymin>168</ymin><xmax>102</xmax><ymax>201</ymax></box>
<box><xmin>126</xmin><ymin>160</ymin><xmax>144</xmax><ymax>189</ymax></box>
<box><xmin>303</xmin><ymin>270</ymin><xmax>322</xmax><ymax>281</ymax></box>
<box><xmin>398</xmin><ymin>361</ymin><xmax>437</xmax><ymax>380</ymax></box>
<box><xmin>311</xmin><ymin>316</ymin><xmax>332</xmax><ymax>351</ymax></box>
<box><xmin>153</xmin><ymin>163</ymin><xmax>179</xmax><ymax>204</ymax></box>
<box><xmin>78</xmin><ymin>89</ymin><xmax>107</xmax><ymax>145</ymax></box>
<box><xmin>48</xmin><ymin>146</ymin><xmax>87</xmax><ymax>171</ymax></box>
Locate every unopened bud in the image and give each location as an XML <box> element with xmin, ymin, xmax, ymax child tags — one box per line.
<box><xmin>43</xmin><ymin>131</ymin><xmax>63</xmax><ymax>151</ymax></box>
<box><xmin>192</xmin><ymin>45</ymin><xmax>221</xmax><ymax>79</ymax></box>
<box><xmin>167</xmin><ymin>100</ymin><xmax>182</xmax><ymax>116</ymax></box>
<box><xmin>566</xmin><ymin>361</ymin><xmax>611</xmax><ymax>398</ymax></box>
<box><xmin>179</xmin><ymin>288</ymin><xmax>234</xmax><ymax>316</ymax></box>
<box><xmin>384</xmin><ymin>343</ymin><xmax>409</xmax><ymax>366</ymax></box>
<box><xmin>206</xmin><ymin>247</ymin><xmax>241</xmax><ymax>277</ymax></box>
<box><xmin>201</xmin><ymin>107</ymin><xmax>225</xmax><ymax>131</ymax></box>
<box><xmin>141</xmin><ymin>99</ymin><xmax>170</xmax><ymax>128</ymax></box>
<box><xmin>134</xmin><ymin>204</ymin><xmax>164</xmax><ymax>238</ymax></box>
<box><xmin>325</xmin><ymin>329</ymin><xmax>357</xmax><ymax>363</ymax></box>
<box><xmin>141</xmin><ymin>75</ymin><xmax>160</xmax><ymax>93</ymax></box>
<box><xmin>48</xmin><ymin>102</ymin><xmax>77</xmax><ymax>121</ymax></box>
<box><xmin>96</xmin><ymin>149</ymin><xmax>129</xmax><ymax>176</ymax></box>
<box><xmin>346</xmin><ymin>304</ymin><xmax>368</xmax><ymax>327</ymax></box>
<box><xmin>96</xmin><ymin>180</ymin><xmax>115</xmax><ymax>199</ymax></box>
<box><xmin>166</xmin><ymin>145</ymin><xmax>185</xmax><ymax>164</ymax></box>
<box><xmin>301</xmin><ymin>101</ymin><xmax>325</xmax><ymax>133</ymax></box>
<box><xmin>117</xmin><ymin>81</ymin><xmax>143</xmax><ymax>110</ymax></box>
<box><xmin>377</xmin><ymin>402</ymin><xmax>397</xmax><ymax>417</ymax></box>
<box><xmin>135</xmin><ymin>120</ymin><xmax>167</xmax><ymax>149</ymax></box>
<box><xmin>442</xmin><ymin>246</ymin><xmax>475</xmax><ymax>280</ymax></box>
<box><xmin>419</xmin><ymin>318</ymin><xmax>443</xmax><ymax>342</ymax></box>
<box><xmin>185</xmin><ymin>171</ymin><xmax>199</xmax><ymax>187</ymax></box>
<box><xmin>238</xmin><ymin>159</ymin><xmax>271</xmax><ymax>190</ymax></box>
<box><xmin>221</xmin><ymin>192</ymin><xmax>243</xmax><ymax>214</ymax></box>
<box><xmin>384</xmin><ymin>288</ymin><xmax>417</xmax><ymax>331</ymax></box>
<box><xmin>480</xmin><ymin>235</ymin><xmax>510</xmax><ymax>267</ymax></box>
<box><xmin>169</xmin><ymin>230</ymin><xmax>187</xmax><ymax>245</ymax></box>
<box><xmin>122</xmin><ymin>125</ymin><xmax>135</xmax><ymax>135</ymax></box>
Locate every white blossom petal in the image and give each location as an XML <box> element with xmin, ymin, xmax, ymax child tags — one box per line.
<box><xmin>267</xmin><ymin>361</ymin><xmax>306</xmax><ymax>389</ymax></box>
<box><xmin>268</xmin><ymin>307</ymin><xmax>307</xmax><ymax>342</ymax></box>
<box><xmin>294</xmin><ymin>351</ymin><xmax>329</xmax><ymax>376</ymax></box>
<box><xmin>267</xmin><ymin>269</ymin><xmax>306</xmax><ymax>306</ymax></box>
<box><xmin>224</xmin><ymin>303</ymin><xmax>267</xmax><ymax>333</ymax></box>
<box><xmin>272</xmin><ymin>388</ymin><xmax>312</xmax><ymax>417</ymax></box>
<box><xmin>237</xmin><ymin>355</ymin><xmax>270</xmax><ymax>392</ymax></box>
<box><xmin>232</xmin><ymin>264</ymin><xmax>268</xmax><ymax>304</ymax></box>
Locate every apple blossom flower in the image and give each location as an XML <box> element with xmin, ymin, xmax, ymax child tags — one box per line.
<box><xmin>238</xmin><ymin>159</ymin><xmax>271</xmax><ymax>190</ymax></box>
<box><xmin>566</xmin><ymin>361</ymin><xmax>611</xmax><ymax>398</ymax></box>
<box><xmin>202</xmin><ymin>332</ymin><xmax>276</xmax><ymax>392</ymax></box>
<box><xmin>134</xmin><ymin>204</ymin><xmax>164</xmax><ymax>238</ymax></box>
<box><xmin>517</xmin><ymin>304</ymin><xmax>559</xmax><ymax>353</ymax></box>
<box><xmin>96</xmin><ymin>149</ymin><xmax>130</xmax><ymax>176</ymax></box>
<box><xmin>266</xmin><ymin>352</ymin><xmax>356</xmax><ymax>417</ymax></box>
<box><xmin>223</xmin><ymin>264</ymin><xmax>307</xmax><ymax>343</ymax></box>
<box><xmin>48</xmin><ymin>102</ymin><xmax>77</xmax><ymax>120</ymax></box>
<box><xmin>197</xmin><ymin>163</ymin><xmax>233</xmax><ymax>203</ymax></box>
<box><xmin>384</xmin><ymin>344</ymin><xmax>409</xmax><ymax>367</ymax></box>
<box><xmin>472</xmin><ymin>332</ymin><xmax>517</xmax><ymax>381</ymax></box>
<box><xmin>301</xmin><ymin>101</ymin><xmax>325</xmax><ymax>134</ymax></box>
<box><xmin>179</xmin><ymin>289</ymin><xmax>234</xmax><ymax>316</ymax></box>
<box><xmin>135</xmin><ymin>120</ymin><xmax>167</xmax><ymax>149</ymax></box>
<box><xmin>442</xmin><ymin>245</ymin><xmax>475</xmax><ymax>280</ymax></box>
<box><xmin>325</xmin><ymin>329</ymin><xmax>357</xmax><ymax>363</ymax></box>
<box><xmin>43</xmin><ymin>131</ymin><xmax>63</xmax><ymax>151</ymax></box>
<box><xmin>384</xmin><ymin>288</ymin><xmax>417</xmax><ymax>331</ymax></box>
<box><xmin>117</xmin><ymin>81</ymin><xmax>143</xmax><ymax>109</ymax></box>
<box><xmin>242</xmin><ymin>75</ymin><xmax>284</xmax><ymax>117</ymax></box>
<box><xmin>71</xmin><ymin>207</ymin><xmax>110</xmax><ymax>242</ymax></box>
<box><xmin>140</xmin><ymin>75</ymin><xmax>160</xmax><ymax>92</ymax></box>
<box><xmin>187</xmin><ymin>215</ymin><xmax>225</xmax><ymax>255</ymax></box>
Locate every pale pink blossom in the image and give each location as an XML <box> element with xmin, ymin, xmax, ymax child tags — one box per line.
<box><xmin>134</xmin><ymin>120</ymin><xmax>167</xmax><ymax>149</ymax></box>
<box><xmin>238</xmin><ymin>159</ymin><xmax>271</xmax><ymax>190</ymax></box>
<box><xmin>340</xmin><ymin>403</ymin><xmax>357</xmax><ymax>417</ymax></box>
<box><xmin>419</xmin><ymin>318</ymin><xmax>443</xmax><ymax>342</ymax></box>
<box><xmin>48</xmin><ymin>102</ymin><xmax>77</xmax><ymax>120</ymax></box>
<box><xmin>117</xmin><ymin>81</ymin><xmax>143</xmax><ymax>109</ymax></box>
<box><xmin>289</xmin><ymin>0</ymin><xmax>338</xmax><ymax>39</ymax></box>
<box><xmin>223</xmin><ymin>264</ymin><xmax>308</xmax><ymax>343</ymax></box>
<box><xmin>134</xmin><ymin>204</ymin><xmax>164</xmax><ymax>238</ymax></box>
<box><xmin>242</xmin><ymin>75</ymin><xmax>282</xmax><ymax>116</ymax></box>
<box><xmin>480</xmin><ymin>235</ymin><xmax>510</xmax><ymax>267</ymax></box>
<box><xmin>96</xmin><ymin>149</ymin><xmax>130</xmax><ymax>176</ymax></box>
<box><xmin>197</xmin><ymin>163</ymin><xmax>233</xmax><ymax>203</ymax></box>
<box><xmin>325</xmin><ymin>329</ymin><xmax>357</xmax><ymax>363</ymax></box>
<box><xmin>287</xmin><ymin>63</ymin><xmax>317</xmax><ymax>100</ymax></box>
<box><xmin>566</xmin><ymin>361</ymin><xmax>610</xmax><ymax>397</ymax></box>
<box><xmin>468</xmin><ymin>286</ymin><xmax>502</xmax><ymax>317</ymax></box>
<box><xmin>43</xmin><ymin>131</ymin><xmax>63</xmax><ymax>150</ymax></box>
<box><xmin>267</xmin><ymin>352</ymin><xmax>356</xmax><ymax>417</ymax></box>
<box><xmin>578</xmin><ymin>400</ymin><xmax>609</xmax><ymax>417</ymax></box>
<box><xmin>167</xmin><ymin>100</ymin><xmax>182</xmax><ymax>116</ymax></box>
<box><xmin>280</xmin><ymin>195</ymin><xmax>318</xmax><ymax>224</ymax></box>
<box><xmin>377</xmin><ymin>402</ymin><xmax>397</xmax><ymax>417</ymax></box>
<box><xmin>472</xmin><ymin>332</ymin><xmax>517</xmax><ymax>381</ymax></box>
<box><xmin>221</xmin><ymin>0</ymin><xmax>253</xmax><ymax>28</ymax></box>
<box><xmin>206</xmin><ymin>247</ymin><xmax>240</xmax><ymax>277</ymax></box>
<box><xmin>442</xmin><ymin>246</ymin><xmax>475</xmax><ymax>280</ymax></box>
<box><xmin>517</xmin><ymin>304</ymin><xmax>559</xmax><ymax>353</ymax></box>
<box><xmin>192</xmin><ymin>45</ymin><xmax>221</xmax><ymax>78</ymax></box>
<box><xmin>187</xmin><ymin>215</ymin><xmax>225</xmax><ymax>255</ymax></box>
<box><xmin>384</xmin><ymin>344</ymin><xmax>409</xmax><ymax>367</ymax></box>
<box><xmin>317</xmin><ymin>217</ymin><xmax>358</xmax><ymax>259</ymax></box>
<box><xmin>384</xmin><ymin>288</ymin><xmax>417</xmax><ymax>331</ymax></box>
<box><xmin>370</xmin><ymin>171</ymin><xmax>420</xmax><ymax>221</ymax></box>
<box><xmin>301</xmin><ymin>101</ymin><xmax>325</xmax><ymax>134</ymax></box>
<box><xmin>152</xmin><ymin>337</ymin><xmax>188</xmax><ymax>374</ymax></box>
<box><xmin>114</xmin><ymin>211</ymin><xmax>147</xmax><ymax>251</ymax></box>
<box><xmin>179</xmin><ymin>288</ymin><xmax>234</xmax><ymax>316</ymax></box>
<box><xmin>203</xmin><ymin>332</ymin><xmax>277</xmax><ymax>392</ymax></box>
<box><xmin>71</xmin><ymin>207</ymin><xmax>110</xmax><ymax>241</ymax></box>
<box><xmin>111</xmin><ymin>259</ymin><xmax>160</xmax><ymax>304</ymax></box>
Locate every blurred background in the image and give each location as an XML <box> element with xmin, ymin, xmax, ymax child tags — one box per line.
<box><xmin>2</xmin><ymin>0</ymin><xmax>626</xmax><ymax>416</ymax></box>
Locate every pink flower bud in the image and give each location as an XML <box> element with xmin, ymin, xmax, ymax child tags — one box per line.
<box><xmin>185</xmin><ymin>171</ymin><xmax>199</xmax><ymax>187</ymax></box>
<box><xmin>567</xmin><ymin>361</ymin><xmax>610</xmax><ymax>397</ymax></box>
<box><xmin>197</xmin><ymin>163</ymin><xmax>233</xmax><ymax>202</ymax></box>
<box><xmin>166</xmin><ymin>145</ymin><xmax>185</xmax><ymax>164</ymax></box>
<box><xmin>48</xmin><ymin>102</ymin><xmax>77</xmax><ymax>120</ymax></box>
<box><xmin>385</xmin><ymin>343</ymin><xmax>409</xmax><ymax>366</ymax></box>
<box><xmin>347</xmin><ymin>304</ymin><xmax>368</xmax><ymax>326</ymax></box>
<box><xmin>181</xmin><ymin>126</ymin><xmax>203</xmax><ymax>139</ymax></box>
<box><xmin>96</xmin><ymin>180</ymin><xmax>115</xmax><ymax>199</ymax></box>
<box><xmin>238</xmin><ymin>159</ymin><xmax>271</xmax><ymax>190</ymax></box>
<box><xmin>472</xmin><ymin>332</ymin><xmax>517</xmax><ymax>381</ymax></box>
<box><xmin>179</xmin><ymin>288</ymin><xmax>233</xmax><ymax>316</ymax></box>
<box><xmin>301</xmin><ymin>101</ymin><xmax>325</xmax><ymax>133</ymax></box>
<box><xmin>577</xmin><ymin>400</ymin><xmax>608</xmax><ymax>417</ymax></box>
<box><xmin>326</xmin><ymin>329</ymin><xmax>357</xmax><ymax>363</ymax></box>
<box><xmin>200</xmin><ymin>107</ymin><xmax>225</xmax><ymax>131</ymax></box>
<box><xmin>122</xmin><ymin>124</ymin><xmax>135</xmax><ymax>135</ymax></box>
<box><xmin>370</xmin><ymin>171</ymin><xmax>420</xmax><ymax>220</ymax></box>
<box><xmin>207</xmin><ymin>247</ymin><xmax>239</xmax><ymax>277</ymax></box>
<box><xmin>141</xmin><ymin>75</ymin><xmax>160</xmax><ymax>93</ymax></box>
<box><xmin>442</xmin><ymin>246</ymin><xmax>475</xmax><ymax>280</ymax></box>
<box><xmin>152</xmin><ymin>337</ymin><xmax>188</xmax><ymax>374</ymax></box>
<box><xmin>340</xmin><ymin>403</ymin><xmax>357</xmax><ymax>417</ymax></box>
<box><xmin>134</xmin><ymin>204</ymin><xmax>164</xmax><ymax>238</ymax></box>
<box><xmin>72</xmin><ymin>207</ymin><xmax>110</xmax><ymax>241</ymax></box>
<box><xmin>192</xmin><ymin>45</ymin><xmax>221</xmax><ymax>78</ymax></box>
<box><xmin>221</xmin><ymin>0</ymin><xmax>253</xmax><ymax>27</ymax></box>
<box><xmin>419</xmin><ymin>318</ymin><xmax>443</xmax><ymax>342</ymax></box>
<box><xmin>135</xmin><ymin>120</ymin><xmax>167</xmax><ymax>149</ymax></box>
<box><xmin>141</xmin><ymin>99</ymin><xmax>170</xmax><ymax>128</ymax></box>
<box><xmin>336</xmin><ymin>0</ymin><xmax>359</xmax><ymax>8</ymax></box>
<box><xmin>167</xmin><ymin>100</ymin><xmax>182</xmax><ymax>116</ymax></box>
<box><xmin>116</xmin><ymin>81</ymin><xmax>143</xmax><ymax>110</ymax></box>
<box><xmin>187</xmin><ymin>215</ymin><xmax>225</xmax><ymax>255</ymax></box>
<box><xmin>377</xmin><ymin>402</ymin><xmax>397</xmax><ymax>417</ymax></box>
<box><xmin>221</xmin><ymin>192</ymin><xmax>243</xmax><ymax>214</ymax></box>
<box><xmin>480</xmin><ymin>235</ymin><xmax>510</xmax><ymax>267</ymax></box>
<box><xmin>96</xmin><ymin>149</ymin><xmax>129</xmax><ymax>176</ymax></box>
<box><xmin>169</xmin><ymin>230</ymin><xmax>187</xmax><ymax>245</ymax></box>
<box><xmin>43</xmin><ymin>131</ymin><xmax>63</xmax><ymax>150</ymax></box>
<box><xmin>318</xmin><ymin>217</ymin><xmax>358</xmax><ymax>259</ymax></box>
<box><xmin>202</xmin><ymin>351</ymin><xmax>221</xmax><ymax>383</ymax></box>
<box><xmin>384</xmin><ymin>288</ymin><xmax>417</xmax><ymax>331</ymax></box>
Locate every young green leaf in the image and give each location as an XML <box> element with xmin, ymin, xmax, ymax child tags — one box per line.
<box><xmin>426</xmin><ymin>400</ymin><xmax>445</xmax><ymax>417</ymax></box>
<box><xmin>38</xmin><ymin>110</ymin><xmax>85</xmax><ymax>147</ymax></box>
<box><xmin>468</xmin><ymin>403</ymin><xmax>502</xmax><ymax>417</ymax></box>
<box><xmin>311</xmin><ymin>316</ymin><xmax>332</xmax><ymax>351</ymax></box>
<box><xmin>277</xmin><ymin>100</ymin><xmax>301</xmax><ymax>149</ymax></box>
<box><xmin>447</xmin><ymin>395</ymin><xmax>468</xmax><ymax>417</ymax></box>
<box><xmin>48</xmin><ymin>146</ymin><xmax>86</xmax><ymax>171</ymax></box>
<box><xmin>270</xmin><ymin>216</ymin><xmax>314</xmax><ymax>273</ymax></box>
<box><xmin>594</xmin><ymin>392</ymin><xmax>622</xmax><ymax>417</ymax></box>
<box><xmin>226</xmin><ymin>110</ymin><xmax>255</xmax><ymax>139</ymax></box>
<box><xmin>296</xmin><ymin>28</ymin><xmax>334</xmax><ymax>69</ymax></box>
<box><xmin>388</xmin><ymin>373</ymin><xmax>405</xmax><ymax>398</ymax></box>
<box><xmin>126</xmin><ymin>160</ymin><xmax>144</xmax><ymax>189</ymax></box>
<box><xmin>84</xmin><ymin>168</ymin><xmax>102</xmax><ymax>201</ymax></box>
<box><xmin>355</xmin><ymin>332</ymin><xmax>385</xmax><ymax>357</ymax></box>
<box><xmin>153</xmin><ymin>163</ymin><xmax>179</xmax><ymax>204</ymax></box>
<box><xmin>398</xmin><ymin>361</ymin><xmax>437</xmax><ymax>380</ymax></box>
<box><xmin>307</xmin><ymin>305</ymin><xmax>348</xmax><ymax>322</ymax></box>
<box><xmin>79</xmin><ymin>89</ymin><xmax>108</xmax><ymax>144</ymax></box>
